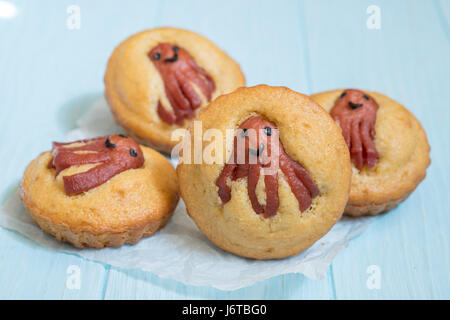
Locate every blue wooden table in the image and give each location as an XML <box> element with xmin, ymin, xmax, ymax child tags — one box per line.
<box><xmin>0</xmin><ymin>0</ymin><xmax>449</xmax><ymax>299</ymax></box>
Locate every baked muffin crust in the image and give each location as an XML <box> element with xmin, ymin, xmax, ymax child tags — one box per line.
<box><xmin>104</xmin><ymin>27</ymin><xmax>245</xmax><ymax>153</ymax></box>
<box><xmin>20</xmin><ymin>144</ymin><xmax>179</xmax><ymax>248</ymax></box>
<box><xmin>311</xmin><ymin>89</ymin><xmax>430</xmax><ymax>216</ymax></box>
<box><xmin>177</xmin><ymin>85</ymin><xmax>351</xmax><ymax>259</ymax></box>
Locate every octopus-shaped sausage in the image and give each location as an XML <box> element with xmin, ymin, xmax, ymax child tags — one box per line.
<box><xmin>216</xmin><ymin>116</ymin><xmax>319</xmax><ymax>218</ymax></box>
<box><xmin>330</xmin><ymin>89</ymin><xmax>379</xmax><ymax>170</ymax></box>
<box><xmin>48</xmin><ymin>134</ymin><xmax>144</xmax><ymax>195</ymax></box>
<box><xmin>149</xmin><ymin>43</ymin><xmax>215</xmax><ymax>125</ymax></box>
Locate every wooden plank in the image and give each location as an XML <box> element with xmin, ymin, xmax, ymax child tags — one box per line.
<box><xmin>104</xmin><ymin>267</ymin><xmax>332</xmax><ymax>299</ymax></box>
<box><xmin>0</xmin><ymin>224</ymin><xmax>107</xmax><ymax>299</ymax></box>
<box><xmin>435</xmin><ymin>0</ymin><xmax>450</xmax><ymax>31</ymax></box>
<box><xmin>303</xmin><ymin>0</ymin><xmax>450</xmax><ymax>298</ymax></box>
<box><xmin>1</xmin><ymin>0</ymin><xmax>447</xmax><ymax>299</ymax></box>
<box><xmin>0</xmin><ymin>0</ymin><xmax>120</xmax><ymax>299</ymax></box>
<box><xmin>406</xmin><ymin>0</ymin><xmax>450</xmax><ymax>299</ymax></box>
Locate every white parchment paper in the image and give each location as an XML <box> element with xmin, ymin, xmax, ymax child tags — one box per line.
<box><xmin>0</xmin><ymin>98</ymin><xmax>373</xmax><ymax>290</ymax></box>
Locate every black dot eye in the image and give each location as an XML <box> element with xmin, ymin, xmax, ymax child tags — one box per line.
<box><xmin>340</xmin><ymin>91</ymin><xmax>347</xmax><ymax>98</ymax></box>
<box><xmin>264</xmin><ymin>126</ymin><xmax>272</xmax><ymax>136</ymax></box>
<box><xmin>118</xmin><ymin>134</ymin><xmax>127</xmax><ymax>138</ymax></box>
<box><xmin>349</xmin><ymin>101</ymin><xmax>363</xmax><ymax>109</ymax></box>
<box><xmin>130</xmin><ymin>149</ymin><xmax>138</xmax><ymax>157</ymax></box>
<box><xmin>173</xmin><ymin>45</ymin><xmax>179</xmax><ymax>52</ymax></box>
<box><xmin>105</xmin><ymin>138</ymin><xmax>116</xmax><ymax>148</ymax></box>
<box><xmin>363</xmin><ymin>94</ymin><xmax>369</xmax><ymax>101</ymax></box>
<box><xmin>240</xmin><ymin>128</ymin><xmax>248</xmax><ymax>138</ymax></box>
<box><xmin>153</xmin><ymin>52</ymin><xmax>161</xmax><ymax>60</ymax></box>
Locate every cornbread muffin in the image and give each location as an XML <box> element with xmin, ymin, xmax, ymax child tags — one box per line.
<box><xmin>20</xmin><ymin>135</ymin><xmax>179</xmax><ymax>248</ymax></box>
<box><xmin>310</xmin><ymin>89</ymin><xmax>430</xmax><ymax>216</ymax></box>
<box><xmin>104</xmin><ymin>27</ymin><xmax>245</xmax><ymax>154</ymax></box>
<box><xmin>177</xmin><ymin>85</ymin><xmax>351</xmax><ymax>259</ymax></box>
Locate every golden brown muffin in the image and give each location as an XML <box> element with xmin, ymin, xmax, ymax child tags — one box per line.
<box><xmin>104</xmin><ymin>27</ymin><xmax>246</xmax><ymax>154</ymax></box>
<box><xmin>20</xmin><ymin>135</ymin><xmax>179</xmax><ymax>248</ymax></box>
<box><xmin>177</xmin><ymin>85</ymin><xmax>352</xmax><ymax>259</ymax></box>
<box><xmin>310</xmin><ymin>89</ymin><xmax>430</xmax><ymax>216</ymax></box>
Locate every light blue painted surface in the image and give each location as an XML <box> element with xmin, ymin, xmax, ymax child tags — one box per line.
<box><xmin>0</xmin><ymin>0</ymin><xmax>448</xmax><ymax>299</ymax></box>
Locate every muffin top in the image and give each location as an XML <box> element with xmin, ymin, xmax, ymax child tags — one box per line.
<box><xmin>21</xmin><ymin>137</ymin><xmax>179</xmax><ymax>233</ymax></box>
<box><xmin>310</xmin><ymin>89</ymin><xmax>430</xmax><ymax>208</ymax></box>
<box><xmin>177</xmin><ymin>85</ymin><xmax>351</xmax><ymax>259</ymax></box>
<box><xmin>105</xmin><ymin>27</ymin><xmax>245</xmax><ymax>153</ymax></box>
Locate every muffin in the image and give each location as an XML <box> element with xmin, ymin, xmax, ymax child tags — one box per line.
<box><xmin>20</xmin><ymin>134</ymin><xmax>179</xmax><ymax>248</ymax></box>
<box><xmin>104</xmin><ymin>27</ymin><xmax>245</xmax><ymax>154</ymax></box>
<box><xmin>177</xmin><ymin>85</ymin><xmax>351</xmax><ymax>259</ymax></box>
<box><xmin>310</xmin><ymin>89</ymin><xmax>430</xmax><ymax>216</ymax></box>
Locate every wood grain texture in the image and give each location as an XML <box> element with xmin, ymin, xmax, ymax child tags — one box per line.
<box><xmin>0</xmin><ymin>0</ymin><xmax>448</xmax><ymax>299</ymax></box>
<box><xmin>303</xmin><ymin>0</ymin><xmax>450</xmax><ymax>299</ymax></box>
